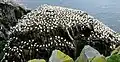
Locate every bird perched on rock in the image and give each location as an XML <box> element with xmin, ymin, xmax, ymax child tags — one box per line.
<box><xmin>2</xmin><ymin>4</ymin><xmax>120</xmax><ymax>62</ymax></box>
<box><xmin>0</xmin><ymin>0</ymin><xmax>30</xmax><ymax>61</ymax></box>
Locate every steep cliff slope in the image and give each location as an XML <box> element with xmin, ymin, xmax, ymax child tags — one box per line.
<box><xmin>2</xmin><ymin>4</ymin><xmax>120</xmax><ymax>62</ymax></box>
<box><xmin>0</xmin><ymin>0</ymin><xmax>30</xmax><ymax>60</ymax></box>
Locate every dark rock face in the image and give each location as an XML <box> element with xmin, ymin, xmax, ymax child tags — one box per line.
<box><xmin>0</xmin><ymin>0</ymin><xmax>31</xmax><ymax>61</ymax></box>
<box><xmin>0</xmin><ymin>2</ymin><xmax>30</xmax><ymax>30</ymax></box>
<box><xmin>2</xmin><ymin>4</ymin><xmax>120</xmax><ymax>62</ymax></box>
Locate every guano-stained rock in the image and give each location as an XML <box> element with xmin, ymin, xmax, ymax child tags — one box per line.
<box><xmin>2</xmin><ymin>4</ymin><xmax>120</xmax><ymax>62</ymax></box>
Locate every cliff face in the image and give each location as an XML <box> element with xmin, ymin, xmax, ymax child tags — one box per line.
<box><xmin>0</xmin><ymin>0</ymin><xmax>31</xmax><ymax>60</ymax></box>
<box><xmin>1</xmin><ymin>4</ymin><xmax>120</xmax><ymax>62</ymax></box>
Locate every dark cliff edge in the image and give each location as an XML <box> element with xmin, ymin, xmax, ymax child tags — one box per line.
<box><xmin>0</xmin><ymin>0</ymin><xmax>31</xmax><ymax>60</ymax></box>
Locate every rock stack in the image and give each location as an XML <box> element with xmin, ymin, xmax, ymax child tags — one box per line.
<box><xmin>2</xmin><ymin>4</ymin><xmax>120</xmax><ymax>62</ymax></box>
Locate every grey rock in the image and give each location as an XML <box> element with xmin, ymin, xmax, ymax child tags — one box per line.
<box><xmin>75</xmin><ymin>45</ymin><xmax>101</xmax><ymax>62</ymax></box>
<box><xmin>82</xmin><ymin>45</ymin><xmax>101</xmax><ymax>59</ymax></box>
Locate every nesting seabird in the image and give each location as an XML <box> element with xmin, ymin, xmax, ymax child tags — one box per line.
<box><xmin>2</xmin><ymin>4</ymin><xmax>120</xmax><ymax>62</ymax></box>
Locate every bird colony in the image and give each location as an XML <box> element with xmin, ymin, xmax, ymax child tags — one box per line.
<box><xmin>2</xmin><ymin>4</ymin><xmax>120</xmax><ymax>62</ymax></box>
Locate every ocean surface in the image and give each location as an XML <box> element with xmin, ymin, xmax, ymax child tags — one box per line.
<box><xmin>19</xmin><ymin>0</ymin><xmax>120</xmax><ymax>32</ymax></box>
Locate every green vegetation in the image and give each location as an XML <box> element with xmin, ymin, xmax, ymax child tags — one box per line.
<box><xmin>107</xmin><ymin>54</ymin><xmax>120</xmax><ymax>62</ymax></box>
<box><xmin>28</xmin><ymin>59</ymin><xmax>46</xmax><ymax>62</ymax></box>
<box><xmin>28</xmin><ymin>45</ymin><xmax>120</xmax><ymax>62</ymax></box>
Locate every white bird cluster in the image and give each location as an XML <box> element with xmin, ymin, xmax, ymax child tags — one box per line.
<box><xmin>2</xmin><ymin>4</ymin><xmax>120</xmax><ymax>62</ymax></box>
